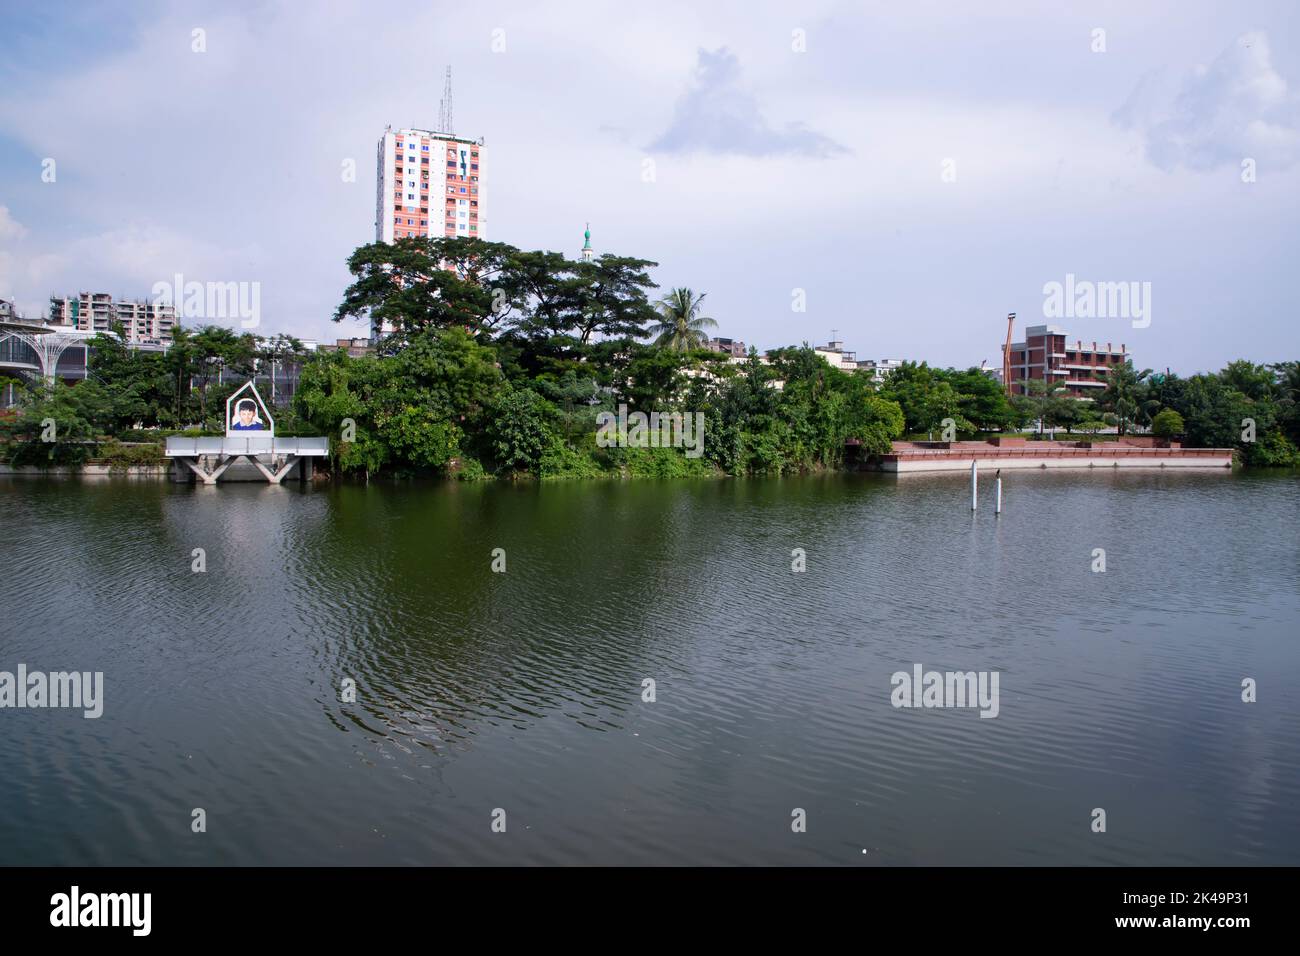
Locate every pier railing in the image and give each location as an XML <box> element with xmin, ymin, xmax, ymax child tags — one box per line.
<box><xmin>164</xmin><ymin>436</ymin><xmax>330</xmax><ymax>457</ymax></box>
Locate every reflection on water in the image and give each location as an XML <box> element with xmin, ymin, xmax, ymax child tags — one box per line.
<box><xmin>1</xmin><ymin>470</ymin><xmax>1298</xmax><ymax>865</ymax></box>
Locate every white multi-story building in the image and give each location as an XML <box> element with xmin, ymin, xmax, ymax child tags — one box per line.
<box><xmin>375</xmin><ymin>127</ymin><xmax>486</xmax><ymax>245</ymax></box>
<box><xmin>858</xmin><ymin>358</ymin><xmax>904</xmax><ymax>383</ymax></box>
<box><xmin>814</xmin><ymin>339</ymin><xmax>860</xmax><ymax>372</ymax></box>
<box><xmin>372</xmin><ymin>126</ymin><xmax>487</xmax><ymax>340</ymax></box>
<box><xmin>812</xmin><ymin>340</ymin><xmax>903</xmax><ymax>382</ymax></box>
<box><xmin>48</xmin><ymin>292</ymin><xmax>176</xmax><ymax>344</ymax></box>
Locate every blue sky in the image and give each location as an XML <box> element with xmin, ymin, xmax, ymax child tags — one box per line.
<box><xmin>1</xmin><ymin>0</ymin><xmax>1296</xmax><ymax>373</ymax></box>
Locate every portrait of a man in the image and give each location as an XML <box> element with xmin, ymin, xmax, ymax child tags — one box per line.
<box><xmin>230</xmin><ymin>398</ymin><xmax>265</xmax><ymax>431</ymax></box>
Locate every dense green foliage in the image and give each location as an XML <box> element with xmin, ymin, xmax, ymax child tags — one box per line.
<box><xmin>3</xmin><ymin>237</ymin><xmax>1296</xmax><ymax>474</ymax></box>
<box><xmin>878</xmin><ymin>361</ymin><xmax>1022</xmax><ymax>435</ymax></box>
<box><xmin>290</xmin><ymin>328</ymin><xmax>906</xmax><ymax>479</ymax></box>
<box><xmin>1140</xmin><ymin>360</ymin><xmax>1300</xmax><ymax>466</ymax></box>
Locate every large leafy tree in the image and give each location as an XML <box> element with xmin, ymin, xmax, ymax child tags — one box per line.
<box><xmin>613</xmin><ymin>343</ymin><xmax>694</xmax><ymax>411</ymax></box>
<box><xmin>294</xmin><ymin>327</ymin><xmax>503</xmax><ymax>477</ymax></box>
<box><xmin>187</xmin><ymin>325</ymin><xmax>257</xmax><ymax>426</ymax></box>
<box><xmin>503</xmin><ymin>253</ymin><xmax>660</xmax><ymax>375</ymax></box>
<box><xmin>82</xmin><ymin>325</ymin><xmax>177</xmax><ymax>430</ymax></box>
<box><xmin>335</xmin><ymin>237</ymin><xmax>519</xmax><ymax>346</ymax></box>
<box><xmin>1013</xmin><ymin>378</ymin><xmax>1081</xmax><ymax>434</ymax></box>
<box><xmin>879</xmin><ymin>362</ymin><xmax>969</xmax><ymax>435</ymax></box>
<box><xmin>1220</xmin><ymin>360</ymin><xmax>1277</xmax><ymax>402</ymax></box>
<box><xmin>1273</xmin><ymin>361</ymin><xmax>1300</xmax><ymax>445</ymax></box>
<box><xmin>948</xmin><ymin>368</ymin><xmax>1020</xmax><ymax>432</ymax></box>
<box><xmin>338</xmin><ymin>239</ymin><xmax>660</xmax><ymax>374</ymax></box>
<box><xmin>569</xmin><ymin>256</ymin><xmax>661</xmax><ymax>345</ymax></box>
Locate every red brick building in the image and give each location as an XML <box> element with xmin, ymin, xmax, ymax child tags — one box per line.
<box><xmin>1006</xmin><ymin>324</ymin><xmax>1128</xmax><ymax>399</ymax></box>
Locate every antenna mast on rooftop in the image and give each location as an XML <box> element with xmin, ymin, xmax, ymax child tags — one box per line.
<box><xmin>438</xmin><ymin>66</ymin><xmax>454</xmax><ymax>135</ymax></box>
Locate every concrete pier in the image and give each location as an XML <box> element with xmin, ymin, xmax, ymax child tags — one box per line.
<box><xmin>164</xmin><ymin>436</ymin><xmax>329</xmax><ymax>484</ymax></box>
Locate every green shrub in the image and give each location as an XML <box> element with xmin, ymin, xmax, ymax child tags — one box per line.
<box><xmin>1151</xmin><ymin>409</ymin><xmax>1186</xmax><ymax>438</ymax></box>
<box><xmin>538</xmin><ymin>437</ymin><xmax>605</xmax><ymax>479</ymax></box>
<box><xmin>97</xmin><ymin>441</ymin><xmax>165</xmax><ymax>470</ymax></box>
<box><xmin>1243</xmin><ymin>430</ymin><xmax>1300</xmax><ymax>467</ymax></box>
<box><xmin>620</xmin><ymin>444</ymin><xmax>715</xmax><ymax>478</ymax></box>
<box><xmin>4</xmin><ymin>440</ymin><xmax>92</xmax><ymax>468</ymax></box>
<box><xmin>453</xmin><ymin>456</ymin><xmax>491</xmax><ymax>481</ymax></box>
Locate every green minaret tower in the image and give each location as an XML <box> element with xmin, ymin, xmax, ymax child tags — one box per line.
<box><xmin>581</xmin><ymin>223</ymin><xmax>593</xmax><ymax>262</ymax></box>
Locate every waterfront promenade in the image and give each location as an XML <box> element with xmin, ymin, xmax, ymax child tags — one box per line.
<box><xmin>872</xmin><ymin>438</ymin><xmax>1234</xmax><ymax>473</ymax></box>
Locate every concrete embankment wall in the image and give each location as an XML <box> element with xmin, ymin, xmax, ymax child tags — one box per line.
<box><xmin>0</xmin><ymin>457</ymin><xmax>309</xmax><ymax>480</ymax></box>
<box><xmin>885</xmin><ymin>453</ymin><xmax>1233</xmax><ymax>473</ymax></box>
<box><xmin>874</xmin><ymin>441</ymin><xmax>1233</xmax><ymax>473</ymax></box>
<box><xmin>0</xmin><ymin>463</ymin><xmax>173</xmax><ymax>477</ymax></box>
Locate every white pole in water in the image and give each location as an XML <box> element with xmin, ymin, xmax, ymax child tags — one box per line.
<box><xmin>996</xmin><ymin>469</ymin><xmax>1003</xmax><ymax>514</ymax></box>
<box><xmin>971</xmin><ymin>459</ymin><xmax>978</xmax><ymax>511</ymax></box>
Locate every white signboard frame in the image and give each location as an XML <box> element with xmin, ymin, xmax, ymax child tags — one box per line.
<box><xmin>225</xmin><ymin>380</ymin><xmax>274</xmax><ymax>438</ymax></box>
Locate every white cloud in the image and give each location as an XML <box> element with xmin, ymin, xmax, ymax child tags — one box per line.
<box><xmin>0</xmin><ymin>206</ymin><xmax>28</xmax><ymax>241</ymax></box>
<box><xmin>1114</xmin><ymin>31</ymin><xmax>1300</xmax><ymax>171</ymax></box>
<box><xmin>648</xmin><ymin>47</ymin><xmax>847</xmax><ymax>157</ymax></box>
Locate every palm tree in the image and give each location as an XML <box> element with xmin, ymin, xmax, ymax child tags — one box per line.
<box><xmin>1099</xmin><ymin>361</ymin><xmax>1153</xmax><ymax>436</ymax></box>
<box><xmin>650</xmin><ymin>288</ymin><xmax>717</xmax><ymax>351</ymax></box>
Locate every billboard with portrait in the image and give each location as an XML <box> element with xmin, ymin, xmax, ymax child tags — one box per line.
<box><xmin>225</xmin><ymin>381</ymin><xmax>274</xmax><ymax>438</ymax></box>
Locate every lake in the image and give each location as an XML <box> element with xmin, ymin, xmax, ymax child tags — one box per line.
<box><xmin>1</xmin><ymin>470</ymin><xmax>1297</xmax><ymax>865</ymax></box>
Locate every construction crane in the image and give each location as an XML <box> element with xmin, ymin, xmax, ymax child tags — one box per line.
<box><xmin>1002</xmin><ymin>312</ymin><xmax>1016</xmax><ymax>397</ymax></box>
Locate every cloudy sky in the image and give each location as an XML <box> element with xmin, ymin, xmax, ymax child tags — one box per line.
<box><xmin>1</xmin><ymin>0</ymin><xmax>1296</xmax><ymax>373</ymax></box>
